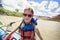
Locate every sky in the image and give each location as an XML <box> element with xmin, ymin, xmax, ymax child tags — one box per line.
<box><xmin>1</xmin><ymin>0</ymin><xmax>60</xmax><ymax>17</ymax></box>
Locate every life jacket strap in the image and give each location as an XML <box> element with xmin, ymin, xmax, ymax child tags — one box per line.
<box><xmin>21</xmin><ymin>35</ymin><xmax>31</xmax><ymax>39</ymax></box>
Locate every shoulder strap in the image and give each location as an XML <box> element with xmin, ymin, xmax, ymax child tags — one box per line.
<box><xmin>18</xmin><ymin>20</ymin><xmax>24</xmax><ymax>30</ymax></box>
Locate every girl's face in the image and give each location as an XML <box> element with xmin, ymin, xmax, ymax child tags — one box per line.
<box><xmin>23</xmin><ymin>10</ymin><xmax>33</xmax><ymax>24</ymax></box>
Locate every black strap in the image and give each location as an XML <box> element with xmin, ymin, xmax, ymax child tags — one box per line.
<box><xmin>21</xmin><ymin>35</ymin><xmax>31</xmax><ymax>39</ymax></box>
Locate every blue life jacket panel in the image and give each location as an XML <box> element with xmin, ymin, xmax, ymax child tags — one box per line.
<box><xmin>31</xmin><ymin>17</ymin><xmax>37</xmax><ymax>23</ymax></box>
<box><xmin>19</xmin><ymin>22</ymin><xmax>34</xmax><ymax>31</ymax></box>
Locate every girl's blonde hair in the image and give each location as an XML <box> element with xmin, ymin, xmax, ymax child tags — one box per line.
<box><xmin>24</xmin><ymin>8</ymin><xmax>34</xmax><ymax>14</ymax></box>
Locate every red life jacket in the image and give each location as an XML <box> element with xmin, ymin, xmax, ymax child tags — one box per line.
<box><xmin>19</xmin><ymin>21</ymin><xmax>35</xmax><ymax>40</ymax></box>
<box><xmin>20</xmin><ymin>30</ymin><xmax>35</xmax><ymax>40</ymax></box>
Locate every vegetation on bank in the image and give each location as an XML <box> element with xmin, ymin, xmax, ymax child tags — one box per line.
<box><xmin>0</xmin><ymin>7</ymin><xmax>22</xmax><ymax>17</ymax></box>
<box><xmin>39</xmin><ymin>18</ymin><xmax>60</xmax><ymax>22</ymax></box>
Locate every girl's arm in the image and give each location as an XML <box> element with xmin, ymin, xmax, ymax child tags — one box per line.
<box><xmin>3</xmin><ymin>26</ymin><xmax>19</xmax><ymax>40</ymax></box>
<box><xmin>3</xmin><ymin>22</ymin><xmax>21</xmax><ymax>40</ymax></box>
<box><xmin>35</xmin><ymin>28</ymin><xmax>43</xmax><ymax>40</ymax></box>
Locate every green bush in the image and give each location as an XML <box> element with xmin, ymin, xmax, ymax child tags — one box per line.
<box><xmin>0</xmin><ymin>7</ymin><xmax>22</xmax><ymax>17</ymax></box>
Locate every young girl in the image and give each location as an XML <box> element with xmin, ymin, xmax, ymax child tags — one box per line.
<box><xmin>3</xmin><ymin>8</ymin><xmax>43</xmax><ymax>40</ymax></box>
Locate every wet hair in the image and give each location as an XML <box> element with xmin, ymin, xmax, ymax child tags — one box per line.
<box><xmin>24</xmin><ymin>8</ymin><xmax>34</xmax><ymax>14</ymax></box>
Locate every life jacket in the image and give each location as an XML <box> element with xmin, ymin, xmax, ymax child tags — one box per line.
<box><xmin>19</xmin><ymin>21</ymin><xmax>35</xmax><ymax>40</ymax></box>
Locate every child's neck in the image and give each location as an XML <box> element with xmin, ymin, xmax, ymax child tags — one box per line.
<box><xmin>24</xmin><ymin>21</ymin><xmax>31</xmax><ymax>25</ymax></box>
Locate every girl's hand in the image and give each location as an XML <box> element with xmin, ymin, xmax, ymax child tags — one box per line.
<box><xmin>3</xmin><ymin>38</ymin><xmax>7</xmax><ymax>40</ymax></box>
<box><xmin>39</xmin><ymin>37</ymin><xmax>43</xmax><ymax>40</ymax></box>
<box><xmin>3</xmin><ymin>35</ymin><xmax>10</xmax><ymax>40</ymax></box>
